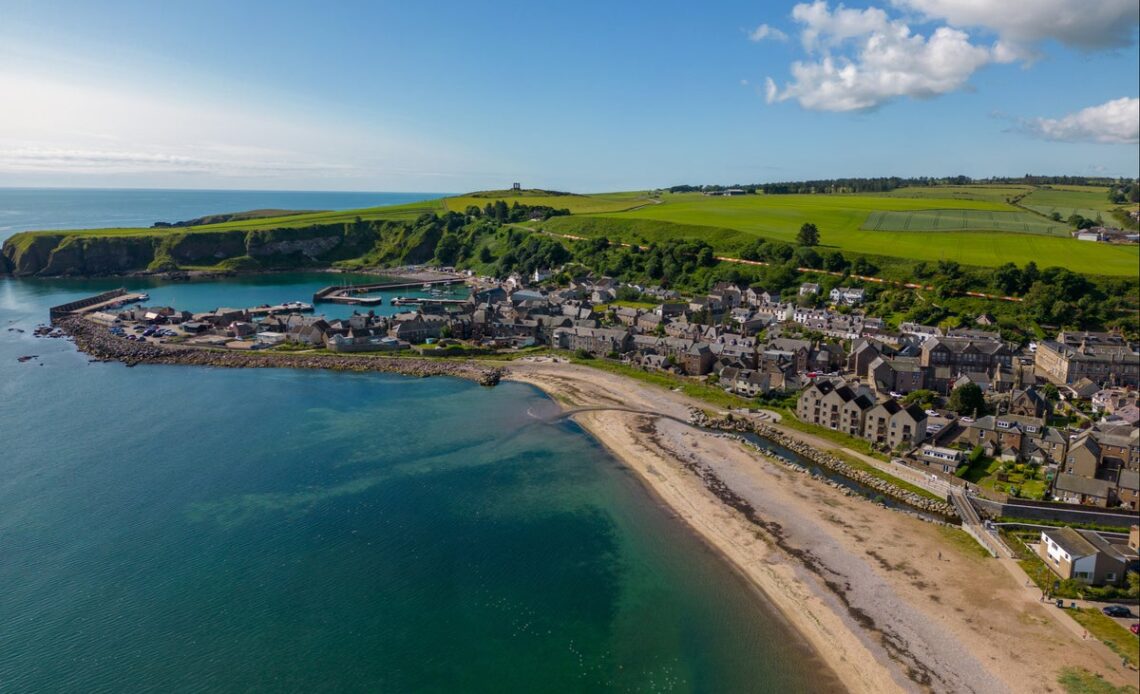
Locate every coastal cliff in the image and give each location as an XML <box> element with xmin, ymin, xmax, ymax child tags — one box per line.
<box><xmin>2</xmin><ymin>220</ymin><xmax>377</xmax><ymax>276</ymax></box>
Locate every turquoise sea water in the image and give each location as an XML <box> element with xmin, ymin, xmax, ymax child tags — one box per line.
<box><xmin>0</xmin><ymin>191</ymin><xmax>839</xmax><ymax>693</ymax></box>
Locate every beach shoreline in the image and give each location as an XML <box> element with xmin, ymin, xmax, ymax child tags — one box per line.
<box><xmin>505</xmin><ymin>359</ymin><xmax>1136</xmax><ymax>694</ymax></box>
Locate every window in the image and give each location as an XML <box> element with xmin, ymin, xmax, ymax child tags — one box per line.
<box><xmin>1106</xmin><ymin>573</ymin><xmax>1116</xmax><ymax>582</ymax></box>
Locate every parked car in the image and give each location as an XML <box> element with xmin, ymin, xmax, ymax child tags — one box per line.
<box><xmin>1102</xmin><ymin>605</ymin><xmax>1133</xmax><ymax>618</ymax></box>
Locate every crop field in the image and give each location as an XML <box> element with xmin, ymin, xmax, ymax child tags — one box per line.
<box><xmin>878</xmin><ymin>185</ymin><xmax>1032</xmax><ymax>203</ymax></box>
<box><xmin>862</xmin><ymin>209</ymin><xmax>1067</xmax><ymax>235</ymax></box>
<box><xmin>602</xmin><ymin>192</ymin><xmax>1009</xmax><ymax>237</ymax></box>
<box><xmin>1019</xmin><ymin>185</ymin><xmax>1124</xmax><ymax>222</ymax></box>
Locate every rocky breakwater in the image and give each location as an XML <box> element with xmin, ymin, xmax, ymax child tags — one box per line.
<box><xmin>55</xmin><ymin>316</ymin><xmax>506</xmax><ymax>386</ymax></box>
<box><xmin>690</xmin><ymin>409</ymin><xmax>958</xmax><ymax>520</ymax></box>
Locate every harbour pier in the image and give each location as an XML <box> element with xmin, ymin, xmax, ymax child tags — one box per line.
<box><xmin>312</xmin><ymin>278</ymin><xmax>466</xmax><ymax>306</ymax></box>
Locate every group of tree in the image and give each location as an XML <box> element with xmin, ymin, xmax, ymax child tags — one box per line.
<box><xmin>465</xmin><ymin>200</ymin><xmax>570</xmax><ymax>224</ymax></box>
<box><xmin>1108</xmin><ymin>180</ymin><xmax>1139</xmax><ymax>204</ymax></box>
<box><xmin>1064</xmin><ymin>213</ymin><xmax>1102</xmax><ymax>230</ymax></box>
<box><xmin>665</xmin><ymin>184</ymin><xmax>759</xmax><ymax>194</ymax></box>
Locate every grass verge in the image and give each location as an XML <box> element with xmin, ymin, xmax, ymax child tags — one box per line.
<box><xmin>1069</xmin><ymin>610</ymin><xmax>1140</xmax><ymax>668</ymax></box>
<box><xmin>1058</xmin><ymin>667</ymin><xmax>1138</xmax><ymax>694</ymax></box>
<box><xmin>830</xmin><ymin>450</ymin><xmax>945</xmax><ymax>503</ymax></box>
<box><xmin>937</xmin><ymin>526</ymin><xmax>994</xmax><ymax>560</ymax></box>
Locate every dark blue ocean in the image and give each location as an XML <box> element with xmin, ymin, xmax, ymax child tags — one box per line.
<box><xmin>0</xmin><ymin>189</ymin><xmax>835</xmax><ymax>693</ymax></box>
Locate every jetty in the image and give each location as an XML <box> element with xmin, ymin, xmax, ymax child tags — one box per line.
<box><xmin>313</xmin><ymin>277</ymin><xmax>466</xmax><ymax>306</ymax></box>
<box><xmin>49</xmin><ymin>288</ymin><xmax>149</xmax><ymax>320</ymax></box>
<box><xmin>390</xmin><ymin>297</ymin><xmax>468</xmax><ymax>307</ymax></box>
<box><xmin>246</xmin><ymin>301</ymin><xmax>314</xmax><ymax>316</ymax></box>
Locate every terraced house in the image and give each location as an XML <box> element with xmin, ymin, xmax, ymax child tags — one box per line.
<box><xmin>862</xmin><ymin>400</ymin><xmax>927</xmax><ymax>451</ymax></box>
<box><xmin>797</xmin><ymin>379</ymin><xmax>875</xmax><ymax>437</ymax></box>
<box><xmin>1034</xmin><ymin>331</ymin><xmax>1140</xmax><ymax>387</ymax></box>
<box><xmin>919</xmin><ymin>335</ymin><xmax>1013</xmax><ymax>373</ymax></box>
<box><xmin>1054</xmin><ymin>425</ymin><xmax>1140</xmax><ymax>509</ymax></box>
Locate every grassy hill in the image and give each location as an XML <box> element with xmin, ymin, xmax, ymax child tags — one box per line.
<box><xmin>550</xmin><ymin>191</ymin><xmax>1138</xmax><ymax>276</ymax></box>
<box><xmin>3</xmin><ymin>185</ymin><xmax>1138</xmax><ymax>277</ymax></box>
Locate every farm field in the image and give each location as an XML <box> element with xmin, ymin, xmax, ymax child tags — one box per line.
<box><xmin>545</xmin><ymin>190</ymin><xmax>1139</xmax><ymax>276</ymax></box>
<box><xmin>877</xmin><ymin>185</ymin><xmax>1032</xmax><ymax>203</ymax></box>
<box><xmin>1019</xmin><ymin>185</ymin><xmax>1131</xmax><ymax>222</ymax></box>
<box><xmin>542</xmin><ymin>214</ymin><xmax>1139</xmax><ymax>276</ymax></box>
<box><xmin>862</xmin><ymin>209</ymin><xmax>1067</xmax><ymax>235</ymax></box>
<box><xmin>600</xmin><ymin>191</ymin><xmax>1009</xmax><ymax>238</ymax></box>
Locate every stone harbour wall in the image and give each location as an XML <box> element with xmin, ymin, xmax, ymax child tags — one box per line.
<box><xmin>55</xmin><ymin>316</ymin><xmax>505</xmax><ymax>387</ymax></box>
<box><xmin>690</xmin><ymin>409</ymin><xmax>959</xmax><ymax>520</ymax></box>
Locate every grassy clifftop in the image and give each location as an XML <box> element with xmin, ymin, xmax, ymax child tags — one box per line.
<box><xmin>3</xmin><ymin>185</ymin><xmax>1137</xmax><ymax>277</ymax></box>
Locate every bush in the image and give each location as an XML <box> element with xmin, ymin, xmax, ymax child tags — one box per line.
<box><xmin>574</xmin><ymin>349</ymin><xmax>594</xmax><ymax>360</ymax></box>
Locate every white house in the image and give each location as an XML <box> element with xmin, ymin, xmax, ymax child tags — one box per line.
<box><xmin>829</xmin><ymin>287</ymin><xmax>865</xmax><ymax>305</ymax></box>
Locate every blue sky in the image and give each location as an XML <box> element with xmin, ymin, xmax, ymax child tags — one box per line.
<box><xmin>0</xmin><ymin>0</ymin><xmax>1137</xmax><ymax>192</ymax></box>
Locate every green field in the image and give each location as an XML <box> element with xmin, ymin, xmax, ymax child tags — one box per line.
<box><xmin>879</xmin><ymin>185</ymin><xmax>1032</xmax><ymax>203</ymax></box>
<box><xmin>1020</xmin><ymin>185</ymin><xmax>1130</xmax><ymax>222</ymax></box>
<box><xmin>863</xmin><ymin>209</ymin><xmax>1067</xmax><ymax>235</ymax></box>
<box><xmin>555</xmin><ymin>190</ymin><xmax>1139</xmax><ymax>276</ymax></box>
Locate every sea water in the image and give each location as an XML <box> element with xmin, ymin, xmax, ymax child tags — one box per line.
<box><xmin>0</xmin><ymin>190</ymin><xmax>838</xmax><ymax>693</ymax></box>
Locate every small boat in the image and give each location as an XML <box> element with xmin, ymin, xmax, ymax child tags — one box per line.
<box><xmin>422</xmin><ymin>282</ymin><xmax>431</xmax><ymax>290</ymax></box>
<box><xmin>137</xmin><ymin>293</ymin><xmax>150</xmax><ymax>302</ymax></box>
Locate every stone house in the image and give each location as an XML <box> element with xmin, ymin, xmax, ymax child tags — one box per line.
<box><xmin>798</xmin><ymin>379</ymin><xmax>874</xmax><ymax>436</ymax></box>
<box><xmin>863</xmin><ymin>400</ymin><xmax>927</xmax><ymax>451</ymax></box>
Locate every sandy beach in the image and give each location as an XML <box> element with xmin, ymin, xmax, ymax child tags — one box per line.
<box><xmin>509</xmin><ymin>358</ymin><xmax>1134</xmax><ymax>694</ymax></box>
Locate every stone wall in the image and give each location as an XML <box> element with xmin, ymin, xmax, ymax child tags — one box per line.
<box><xmin>691</xmin><ymin>409</ymin><xmax>959</xmax><ymax>519</ymax></box>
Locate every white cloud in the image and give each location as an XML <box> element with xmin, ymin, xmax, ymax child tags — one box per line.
<box><xmin>1021</xmin><ymin>97</ymin><xmax>1140</xmax><ymax>144</ymax></box>
<box><xmin>748</xmin><ymin>24</ymin><xmax>788</xmax><ymax>42</ymax></box>
<box><xmin>766</xmin><ymin>2</ymin><xmax>996</xmax><ymax>111</ymax></box>
<box><xmin>792</xmin><ymin>1</ymin><xmax>890</xmax><ymax>50</ymax></box>
<box><xmin>0</xmin><ymin>146</ymin><xmax>358</xmax><ymax>176</ymax></box>
<box><xmin>892</xmin><ymin>0</ymin><xmax>1140</xmax><ymax>52</ymax></box>
<box><xmin>0</xmin><ymin>67</ymin><xmax>482</xmax><ymax>188</ymax></box>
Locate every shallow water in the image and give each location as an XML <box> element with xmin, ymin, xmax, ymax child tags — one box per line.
<box><xmin>1</xmin><ymin>274</ymin><xmax>840</xmax><ymax>692</ymax></box>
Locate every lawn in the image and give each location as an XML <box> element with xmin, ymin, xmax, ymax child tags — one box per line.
<box><xmin>959</xmin><ymin>456</ymin><xmax>1048</xmax><ymax>499</ymax></box>
<box><xmin>1069</xmin><ymin>609</ymin><xmax>1140</xmax><ymax>668</ymax></box>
